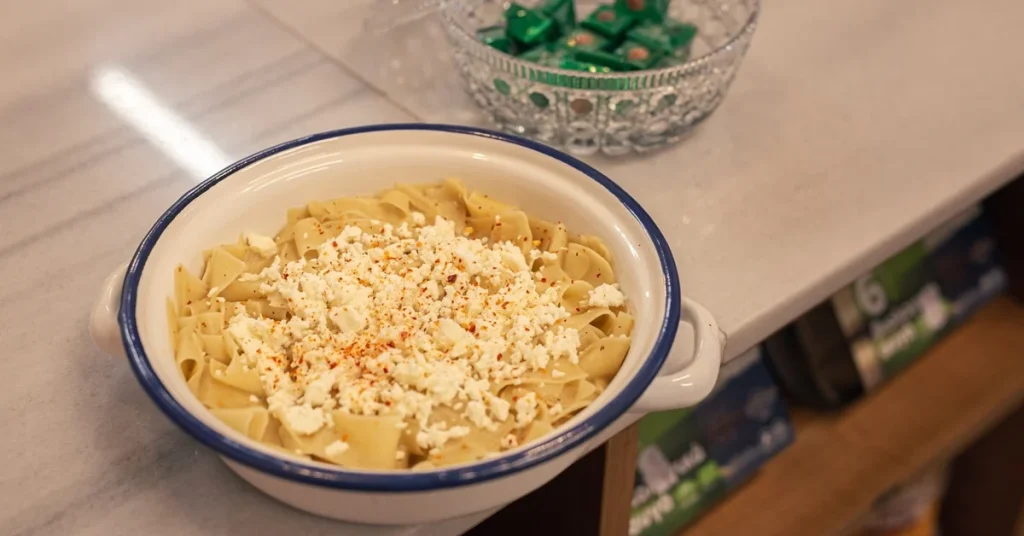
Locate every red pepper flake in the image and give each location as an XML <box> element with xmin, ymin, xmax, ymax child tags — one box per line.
<box><xmin>447</xmin><ymin>274</ymin><xmax>457</xmax><ymax>283</ymax></box>
<box><xmin>342</xmin><ymin>434</ymin><xmax>349</xmax><ymax>441</ymax></box>
<box><xmin>595</xmin><ymin>273</ymin><xmax>601</xmax><ymax>278</ymax></box>
<box><xmin>575</xmin><ymin>307</ymin><xmax>581</xmax><ymax>312</ymax></box>
<box><xmin>467</xmin><ymin>323</ymin><xmax>476</xmax><ymax>333</ymax></box>
<box><xmin>282</xmin><ymin>273</ymin><xmax>289</xmax><ymax>280</ymax></box>
<box><xmin>541</xmin><ymin>277</ymin><xmax>548</xmax><ymax>283</ymax></box>
<box><xmin>512</xmin><ymin>395</ymin><xmax>519</xmax><ymax>402</ymax></box>
<box><xmin>384</xmin><ymin>400</ymin><xmax>392</xmax><ymax>406</ymax></box>
<box><xmin>497</xmin><ymin>353</ymin><xmax>503</xmax><ymax>360</ymax></box>
<box><xmin>383</xmin><ymin>367</ymin><xmax>390</xmax><ymax>373</ymax></box>
<box><xmin>332</xmin><ymin>241</ymin><xmax>338</xmax><ymax>247</ymax></box>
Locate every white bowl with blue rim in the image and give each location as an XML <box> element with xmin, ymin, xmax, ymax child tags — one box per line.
<box><xmin>89</xmin><ymin>124</ymin><xmax>722</xmax><ymax>525</ymax></box>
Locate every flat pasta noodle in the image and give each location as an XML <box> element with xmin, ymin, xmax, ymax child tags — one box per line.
<box><xmin>292</xmin><ymin>218</ymin><xmax>345</xmax><ymax>256</ymax></box>
<box><xmin>609</xmin><ymin>311</ymin><xmax>634</xmax><ymax>337</ymax></box>
<box><xmin>209</xmin><ymin>358</ymin><xmax>264</xmax><ymax>395</ymax></box>
<box><xmin>493</xmin><ymin>359</ymin><xmax>588</xmax><ymax>392</ymax></box>
<box><xmin>578</xmin><ymin>336</ymin><xmax>631</xmax><ymax>380</ymax></box>
<box><xmin>577</xmin><ymin>324</ymin><xmax>606</xmax><ymax>349</ymax></box>
<box><xmin>559</xmin><ymin>379</ymin><xmax>600</xmax><ymax>415</ymax></box>
<box><xmin>556</xmin><ymin>280</ymin><xmax>594</xmax><ymax>311</ymax></box>
<box><xmin>196</xmin><ymin>366</ymin><xmax>261</xmax><ymax>409</ymax></box>
<box><xmin>176</xmin><ymin>332</ymin><xmax>206</xmax><ymax>397</ymax></box>
<box><xmin>529</xmin><ymin>218</ymin><xmax>569</xmax><ymax>252</ymax></box>
<box><xmin>378</xmin><ymin>188</ymin><xmax>413</xmax><ymax>214</ymax></box>
<box><xmin>200</xmin><ymin>333</ymin><xmax>228</xmax><ymax>363</ymax></box>
<box><xmin>244</xmin><ymin>299</ymin><xmax>288</xmax><ymax>321</ymax></box>
<box><xmin>572</xmin><ymin>234</ymin><xmax>614</xmax><ymax>266</ymax></box>
<box><xmin>174</xmin><ymin>265</ymin><xmax>208</xmax><ymax>314</ymax></box>
<box><xmin>286</xmin><ymin>206</ymin><xmax>310</xmax><ymax>225</ymax></box>
<box><xmin>421</xmin><ymin>406</ymin><xmax>513</xmax><ymax>466</ymax></box>
<box><xmin>218</xmin><ymin>279</ymin><xmax>264</xmax><ymax>302</ymax></box>
<box><xmin>203</xmin><ymin>241</ymin><xmax>247</xmax><ymax>263</ymax></box>
<box><xmin>521</xmin><ymin>418</ymin><xmax>555</xmax><ymax>443</ymax></box>
<box><xmin>562</xmin><ymin>243</ymin><xmax>616</xmax><ymax>286</ymax></box>
<box><xmin>562</xmin><ymin>306</ymin><xmax>616</xmax><ymax>332</ymax></box>
<box><xmin>489</xmin><ymin>210</ymin><xmax>533</xmax><ymax>255</ymax></box>
<box><xmin>397</xmin><ymin>183</ymin><xmax>466</xmax><ymax>225</ymax></box>
<box><xmin>169</xmin><ymin>178</ymin><xmax>634</xmax><ymax>470</ymax></box>
<box><xmin>203</xmin><ymin>248</ymin><xmax>247</xmax><ymax>296</ymax></box>
<box><xmin>210</xmin><ymin>407</ymin><xmax>270</xmax><ymax>441</ymax></box>
<box><xmin>279</xmin><ymin>412</ymin><xmax>404</xmax><ymax>470</ymax></box>
<box><xmin>166</xmin><ymin>298</ymin><xmax>179</xmax><ymax>354</ymax></box>
<box><xmin>535</xmin><ymin>262</ymin><xmax>573</xmax><ymax>293</ymax></box>
<box><xmin>197</xmin><ymin>310</ymin><xmax>224</xmax><ymax>335</ymax></box>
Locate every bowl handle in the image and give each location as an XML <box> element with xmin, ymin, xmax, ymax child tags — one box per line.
<box><xmin>632</xmin><ymin>297</ymin><xmax>723</xmax><ymax>412</ymax></box>
<box><xmin>90</xmin><ymin>262</ymin><xmax>128</xmax><ymax>359</ymax></box>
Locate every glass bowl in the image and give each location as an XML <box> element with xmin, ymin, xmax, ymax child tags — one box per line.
<box><xmin>441</xmin><ymin>0</ymin><xmax>760</xmax><ymax>155</ymax></box>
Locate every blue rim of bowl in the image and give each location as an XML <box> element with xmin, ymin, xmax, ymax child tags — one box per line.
<box><xmin>119</xmin><ymin>123</ymin><xmax>681</xmax><ymax>492</ymax></box>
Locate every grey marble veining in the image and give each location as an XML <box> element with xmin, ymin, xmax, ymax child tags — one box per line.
<box><xmin>0</xmin><ymin>1</ymin><xmax>481</xmax><ymax>534</ymax></box>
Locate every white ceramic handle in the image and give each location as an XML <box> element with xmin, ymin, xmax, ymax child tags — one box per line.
<box><xmin>632</xmin><ymin>297</ymin><xmax>723</xmax><ymax>412</ymax></box>
<box><xmin>89</xmin><ymin>262</ymin><xmax>128</xmax><ymax>359</ymax></box>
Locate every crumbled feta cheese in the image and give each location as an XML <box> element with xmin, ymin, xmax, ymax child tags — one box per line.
<box><xmin>249</xmin><ymin>395</ymin><xmax>260</xmax><ymax>404</ymax></box>
<box><xmin>588</xmin><ymin>283</ymin><xmax>626</xmax><ymax>308</ymax></box>
<box><xmin>282</xmin><ymin>405</ymin><xmax>325</xmax><ymax>435</ymax></box>
<box><xmin>325</xmin><ymin>439</ymin><xmax>350</xmax><ymax>457</ymax></box>
<box><xmin>501</xmin><ymin>434</ymin><xmax>519</xmax><ymax>449</ymax></box>
<box><xmin>514</xmin><ymin>392</ymin><xmax>539</xmax><ymax>428</ymax></box>
<box><xmin>224</xmin><ymin>215</ymin><xmax>601</xmax><ymax>453</ymax></box>
<box><xmin>246</xmin><ymin>233</ymin><xmax>278</xmax><ymax>258</ymax></box>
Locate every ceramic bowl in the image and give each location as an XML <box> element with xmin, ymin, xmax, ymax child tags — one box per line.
<box><xmin>89</xmin><ymin>124</ymin><xmax>722</xmax><ymax>524</ymax></box>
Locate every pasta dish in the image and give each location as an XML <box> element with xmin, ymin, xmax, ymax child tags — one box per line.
<box><xmin>168</xmin><ymin>179</ymin><xmax>632</xmax><ymax>470</ymax></box>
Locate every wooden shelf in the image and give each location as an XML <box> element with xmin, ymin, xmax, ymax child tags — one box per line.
<box><xmin>683</xmin><ymin>297</ymin><xmax>1024</xmax><ymax>536</ymax></box>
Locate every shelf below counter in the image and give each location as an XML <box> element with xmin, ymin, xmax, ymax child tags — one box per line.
<box><xmin>683</xmin><ymin>297</ymin><xmax>1024</xmax><ymax>536</ymax></box>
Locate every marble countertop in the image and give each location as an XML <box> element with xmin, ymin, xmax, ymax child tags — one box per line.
<box><xmin>3</xmin><ymin>0</ymin><xmax>1024</xmax><ymax>535</ymax></box>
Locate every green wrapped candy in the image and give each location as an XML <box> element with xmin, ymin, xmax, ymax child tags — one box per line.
<box><xmin>613</xmin><ymin>40</ymin><xmax>663</xmax><ymax>69</ymax></box>
<box><xmin>506</xmin><ymin>3</ymin><xmax>555</xmax><ymax>46</ymax></box>
<box><xmin>575</xmin><ymin>49</ymin><xmax>636</xmax><ymax>71</ymax></box>
<box><xmin>540</xmin><ymin>0</ymin><xmax>576</xmax><ymax>34</ymax></box>
<box><xmin>614</xmin><ymin>0</ymin><xmax>669</xmax><ymax>23</ymax></box>
<box><xmin>581</xmin><ymin>5</ymin><xmax>636</xmax><ymax>40</ymax></box>
<box><xmin>628</xmin><ymin>20</ymin><xmax>698</xmax><ymax>53</ymax></box>
<box><xmin>654</xmin><ymin>46</ymin><xmax>691</xmax><ymax>67</ymax></box>
<box><xmin>477</xmin><ymin>25</ymin><xmax>514</xmax><ymax>54</ymax></box>
<box><xmin>553</xmin><ymin>28</ymin><xmax>609</xmax><ymax>54</ymax></box>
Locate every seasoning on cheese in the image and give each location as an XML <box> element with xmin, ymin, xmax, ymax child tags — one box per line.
<box><xmin>225</xmin><ymin>214</ymin><xmax>582</xmax><ymax>452</ymax></box>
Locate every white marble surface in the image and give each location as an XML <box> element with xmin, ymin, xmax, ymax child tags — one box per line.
<box><xmin>4</xmin><ymin>0</ymin><xmax>1024</xmax><ymax>535</ymax></box>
